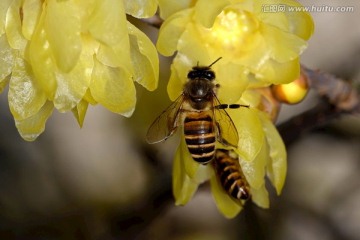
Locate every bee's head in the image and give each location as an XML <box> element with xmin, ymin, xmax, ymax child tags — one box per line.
<box><xmin>187</xmin><ymin>57</ymin><xmax>221</xmax><ymax>81</ymax></box>
<box><xmin>187</xmin><ymin>67</ymin><xmax>215</xmax><ymax>81</ymax></box>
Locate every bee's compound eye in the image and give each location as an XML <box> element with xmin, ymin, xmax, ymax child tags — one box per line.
<box><xmin>188</xmin><ymin>71</ymin><xmax>197</xmax><ymax>79</ymax></box>
<box><xmin>205</xmin><ymin>71</ymin><xmax>215</xmax><ymax>80</ymax></box>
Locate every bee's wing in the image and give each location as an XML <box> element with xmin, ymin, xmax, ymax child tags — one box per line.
<box><xmin>213</xmin><ymin>95</ymin><xmax>239</xmax><ymax>148</ymax></box>
<box><xmin>146</xmin><ymin>95</ymin><xmax>184</xmax><ymax>144</ymax></box>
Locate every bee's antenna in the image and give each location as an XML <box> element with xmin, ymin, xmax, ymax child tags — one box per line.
<box><xmin>208</xmin><ymin>57</ymin><xmax>222</xmax><ymax>67</ymax></box>
<box><xmin>196</xmin><ymin>61</ymin><xmax>199</xmax><ymax>67</ymax></box>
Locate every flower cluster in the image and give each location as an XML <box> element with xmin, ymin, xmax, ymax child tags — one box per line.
<box><xmin>157</xmin><ymin>0</ymin><xmax>314</xmax><ymax>103</ymax></box>
<box><xmin>0</xmin><ymin>0</ymin><xmax>159</xmax><ymax>141</ymax></box>
<box><xmin>157</xmin><ymin>0</ymin><xmax>313</xmax><ymax>217</ymax></box>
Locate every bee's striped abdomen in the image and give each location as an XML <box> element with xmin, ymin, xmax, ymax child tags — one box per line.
<box><xmin>213</xmin><ymin>150</ymin><xmax>250</xmax><ymax>200</ymax></box>
<box><xmin>184</xmin><ymin>113</ymin><xmax>215</xmax><ymax>164</ymax></box>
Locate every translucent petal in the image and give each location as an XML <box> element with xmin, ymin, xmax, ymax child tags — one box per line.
<box><xmin>87</xmin><ymin>0</ymin><xmax>128</xmax><ymax>46</ymax></box>
<box><xmin>22</xmin><ymin>0</ymin><xmax>42</xmax><ymax>40</ymax></box>
<box><xmin>259</xmin><ymin>112</ymin><xmax>287</xmax><ymax>194</ymax></box>
<box><xmin>83</xmin><ymin>89</ymin><xmax>97</xmax><ymax>105</ymax></box>
<box><xmin>210</xmin><ymin>174</ymin><xmax>242</xmax><ymax>219</ymax></box>
<box><xmin>166</xmin><ymin>55</ymin><xmax>192</xmax><ymax>101</ymax></box>
<box><xmin>231</xmin><ymin>33</ymin><xmax>270</xmax><ymax>70</ymax></box>
<box><xmin>284</xmin><ymin>7</ymin><xmax>314</xmax><ymax>40</ymax></box>
<box><xmin>173</xmin><ymin>141</ymin><xmax>199</xmax><ymax>206</ymax></box>
<box><xmin>158</xmin><ymin>0</ymin><xmax>193</xmax><ymax>19</ymax></box>
<box><xmin>15</xmin><ymin>101</ymin><xmax>54</xmax><ymax>141</ymax></box>
<box><xmin>240</xmin><ymin>137</ymin><xmax>268</xmax><ymax>189</ymax></box>
<box><xmin>255</xmin><ymin>1</ymin><xmax>289</xmax><ymax>32</ymax></box>
<box><xmin>53</xmin><ymin>46</ymin><xmax>93</xmax><ymax>112</ymax></box>
<box><xmin>156</xmin><ymin>9</ymin><xmax>192</xmax><ymax>56</ymax></box>
<box><xmin>90</xmin><ymin>58</ymin><xmax>136</xmax><ymax>116</ymax></box>
<box><xmin>29</xmin><ymin>9</ymin><xmax>57</xmax><ymax>99</ymax></box>
<box><xmin>0</xmin><ymin>34</ymin><xmax>14</xmax><ymax>81</ymax></box>
<box><xmin>127</xmin><ymin>22</ymin><xmax>159</xmax><ymax>91</ymax></box>
<box><xmin>229</xmin><ymin>107</ymin><xmax>264</xmax><ymax>162</ymax></box>
<box><xmin>256</xmin><ymin>58</ymin><xmax>300</xmax><ymax>85</ymax></box>
<box><xmin>0</xmin><ymin>75</ymin><xmax>10</xmax><ymax>94</ymax></box>
<box><xmin>72</xmin><ymin>99</ymin><xmax>88</xmax><ymax>128</ymax></box>
<box><xmin>5</xmin><ymin>0</ymin><xmax>27</xmax><ymax>51</ymax></box>
<box><xmin>216</xmin><ymin>63</ymin><xmax>249</xmax><ymax>103</ymax></box>
<box><xmin>97</xmin><ymin>39</ymin><xmax>132</xmax><ymax>71</ymax></box>
<box><xmin>177</xmin><ymin>24</ymin><xmax>211</xmax><ymax>62</ymax></box>
<box><xmin>251</xmin><ymin>183</ymin><xmax>269</xmax><ymax>208</ymax></box>
<box><xmin>261</xmin><ymin>24</ymin><xmax>307</xmax><ymax>63</ymax></box>
<box><xmin>265</xmin><ymin>0</ymin><xmax>314</xmax><ymax>40</ymax></box>
<box><xmin>194</xmin><ymin>0</ymin><xmax>229</xmax><ymax>28</ymax></box>
<box><xmin>8</xmin><ymin>56</ymin><xmax>47</xmax><ymax>120</ymax></box>
<box><xmin>179</xmin><ymin>136</ymin><xmax>200</xmax><ymax>179</ymax></box>
<box><xmin>45</xmin><ymin>0</ymin><xmax>82</xmax><ymax>72</ymax></box>
<box><xmin>124</xmin><ymin>0</ymin><xmax>157</xmax><ymax>18</ymax></box>
<box><xmin>0</xmin><ymin>0</ymin><xmax>13</xmax><ymax>35</ymax></box>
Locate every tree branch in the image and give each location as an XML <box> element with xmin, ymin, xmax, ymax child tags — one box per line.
<box><xmin>278</xmin><ymin>66</ymin><xmax>360</xmax><ymax>146</ymax></box>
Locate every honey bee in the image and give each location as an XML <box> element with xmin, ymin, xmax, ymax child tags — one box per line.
<box><xmin>213</xmin><ymin>149</ymin><xmax>250</xmax><ymax>201</ymax></box>
<box><xmin>146</xmin><ymin>58</ymin><xmax>248</xmax><ymax>164</ymax></box>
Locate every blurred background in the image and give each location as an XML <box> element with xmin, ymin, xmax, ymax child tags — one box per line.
<box><xmin>0</xmin><ymin>0</ymin><xmax>359</xmax><ymax>239</ymax></box>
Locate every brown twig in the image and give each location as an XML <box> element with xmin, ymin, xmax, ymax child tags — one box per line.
<box><xmin>277</xmin><ymin>66</ymin><xmax>360</xmax><ymax>146</ymax></box>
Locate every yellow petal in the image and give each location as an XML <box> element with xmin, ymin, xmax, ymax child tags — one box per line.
<box><xmin>45</xmin><ymin>0</ymin><xmax>82</xmax><ymax>72</ymax></box>
<box><xmin>83</xmin><ymin>88</ymin><xmax>97</xmax><ymax>105</ymax></box>
<box><xmin>259</xmin><ymin>112</ymin><xmax>287</xmax><ymax>194</ymax></box>
<box><xmin>0</xmin><ymin>34</ymin><xmax>14</xmax><ymax>81</ymax></box>
<box><xmin>281</xmin><ymin>0</ymin><xmax>314</xmax><ymax>40</ymax></box>
<box><xmin>127</xmin><ymin>21</ymin><xmax>159</xmax><ymax>91</ymax></box>
<box><xmin>255</xmin><ymin>57</ymin><xmax>300</xmax><ymax>85</ymax></box>
<box><xmin>0</xmin><ymin>0</ymin><xmax>13</xmax><ymax>35</ymax></box>
<box><xmin>15</xmin><ymin>101</ymin><xmax>54</xmax><ymax>141</ymax></box>
<box><xmin>251</xmin><ymin>183</ymin><xmax>270</xmax><ymax>208</ymax></box>
<box><xmin>194</xmin><ymin>0</ymin><xmax>229</xmax><ymax>28</ymax></box>
<box><xmin>210</xmin><ymin>174</ymin><xmax>242</xmax><ymax>219</ymax></box>
<box><xmin>22</xmin><ymin>0</ymin><xmax>42</xmax><ymax>40</ymax></box>
<box><xmin>0</xmin><ymin>75</ymin><xmax>10</xmax><ymax>94</ymax></box>
<box><xmin>96</xmin><ymin>41</ymin><xmax>132</xmax><ymax>76</ymax></box>
<box><xmin>90</xmin><ymin>58</ymin><xmax>136</xmax><ymax>116</ymax></box>
<box><xmin>240</xmin><ymin>137</ymin><xmax>268</xmax><ymax>189</ymax></box>
<box><xmin>231</xmin><ymin>32</ymin><xmax>269</xmax><ymax>70</ymax></box>
<box><xmin>261</xmin><ymin>24</ymin><xmax>308</xmax><ymax>63</ymax></box>
<box><xmin>255</xmin><ymin>1</ymin><xmax>289</xmax><ymax>32</ymax></box>
<box><xmin>29</xmin><ymin>9</ymin><xmax>57</xmax><ymax>99</ymax></box>
<box><xmin>230</xmin><ymin>107</ymin><xmax>264</xmax><ymax>162</ymax></box>
<box><xmin>8</xmin><ymin>56</ymin><xmax>47</xmax><ymax>120</ymax></box>
<box><xmin>177</xmin><ymin>24</ymin><xmax>211</xmax><ymax>62</ymax></box>
<box><xmin>72</xmin><ymin>99</ymin><xmax>88</xmax><ymax>128</ymax></box>
<box><xmin>179</xmin><ymin>136</ymin><xmax>200</xmax><ymax>179</ymax></box>
<box><xmin>124</xmin><ymin>0</ymin><xmax>157</xmax><ymax>18</ymax></box>
<box><xmin>157</xmin><ymin>9</ymin><xmax>192</xmax><ymax>56</ymax></box>
<box><xmin>216</xmin><ymin>63</ymin><xmax>249</xmax><ymax>103</ymax></box>
<box><xmin>53</xmin><ymin>48</ymin><xmax>93</xmax><ymax>112</ymax></box>
<box><xmin>158</xmin><ymin>0</ymin><xmax>193</xmax><ymax>19</ymax></box>
<box><xmin>166</xmin><ymin>55</ymin><xmax>191</xmax><ymax>101</ymax></box>
<box><xmin>172</xmin><ymin>142</ymin><xmax>199</xmax><ymax>206</ymax></box>
<box><xmin>5</xmin><ymin>0</ymin><xmax>27</xmax><ymax>51</ymax></box>
<box><xmin>87</xmin><ymin>0</ymin><xmax>127</xmax><ymax>46</ymax></box>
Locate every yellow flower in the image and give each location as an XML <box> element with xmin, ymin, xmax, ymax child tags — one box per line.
<box><xmin>172</xmin><ymin>88</ymin><xmax>286</xmax><ymax>218</ymax></box>
<box><xmin>1</xmin><ymin>0</ymin><xmax>159</xmax><ymax>141</ymax></box>
<box><xmin>157</xmin><ymin>0</ymin><xmax>314</xmax><ymax>103</ymax></box>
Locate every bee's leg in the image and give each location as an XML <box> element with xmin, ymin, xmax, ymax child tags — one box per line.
<box><xmin>228</xmin><ymin>104</ymin><xmax>250</xmax><ymax>109</ymax></box>
<box><xmin>215</xmin><ymin>104</ymin><xmax>228</xmax><ymax>109</ymax></box>
<box><xmin>214</xmin><ymin>104</ymin><xmax>250</xmax><ymax>109</ymax></box>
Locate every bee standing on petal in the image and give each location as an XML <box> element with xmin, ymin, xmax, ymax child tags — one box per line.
<box><xmin>146</xmin><ymin>58</ymin><xmax>249</xmax><ymax>164</ymax></box>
